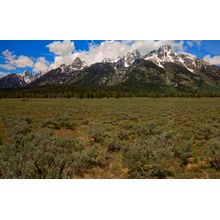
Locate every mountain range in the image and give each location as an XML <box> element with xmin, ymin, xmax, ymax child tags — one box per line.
<box><xmin>1</xmin><ymin>45</ymin><xmax>220</xmax><ymax>93</ymax></box>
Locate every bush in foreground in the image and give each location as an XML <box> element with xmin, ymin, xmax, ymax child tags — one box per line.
<box><xmin>172</xmin><ymin>140</ymin><xmax>193</xmax><ymax>167</ymax></box>
<box><xmin>207</xmin><ymin>139</ymin><xmax>220</xmax><ymax>170</ymax></box>
<box><xmin>122</xmin><ymin>139</ymin><xmax>174</xmax><ymax>179</ymax></box>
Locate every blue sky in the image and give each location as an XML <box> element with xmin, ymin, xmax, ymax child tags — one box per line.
<box><xmin>0</xmin><ymin>40</ymin><xmax>220</xmax><ymax>77</ymax></box>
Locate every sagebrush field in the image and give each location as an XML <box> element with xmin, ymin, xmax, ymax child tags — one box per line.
<box><xmin>0</xmin><ymin>98</ymin><xmax>220</xmax><ymax>178</ymax></box>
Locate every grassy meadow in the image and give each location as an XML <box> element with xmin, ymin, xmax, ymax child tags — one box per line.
<box><xmin>0</xmin><ymin>97</ymin><xmax>220</xmax><ymax>178</ymax></box>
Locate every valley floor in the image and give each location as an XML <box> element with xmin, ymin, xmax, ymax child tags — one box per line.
<box><xmin>0</xmin><ymin>97</ymin><xmax>220</xmax><ymax>178</ymax></box>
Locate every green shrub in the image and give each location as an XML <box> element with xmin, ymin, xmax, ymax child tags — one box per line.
<box><xmin>3</xmin><ymin>117</ymin><xmax>33</xmax><ymax>152</ymax></box>
<box><xmin>81</xmin><ymin>144</ymin><xmax>108</xmax><ymax>167</ymax></box>
<box><xmin>72</xmin><ymin>143</ymin><xmax>108</xmax><ymax>176</ymax></box>
<box><xmin>86</xmin><ymin>125</ymin><xmax>107</xmax><ymax>144</ymax></box>
<box><xmin>122</xmin><ymin>140</ymin><xmax>174</xmax><ymax>178</ymax></box>
<box><xmin>129</xmin><ymin>123</ymin><xmax>161</xmax><ymax>139</ymax></box>
<box><xmin>77</xmin><ymin>118</ymin><xmax>89</xmax><ymax>126</ymax></box>
<box><xmin>7</xmin><ymin>117</ymin><xmax>33</xmax><ymax>137</ymax></box>
<box><xmin>207</xmin><ymin>139</ymin><xmax>220</xmax><ymax>170</ymax></box>
<box><xmin>104</xmin><ymin>136</ymin><xmax>121</xmax><ymax>152</ymax></box>
<box><xmin>150</xmin><ymin>147</ymin><xmax>174</xmax><ymax>178</ymax></box>
<box><xmin>0</xmin><ymin>127</ymin><xmax>81</xmax><ymax>178</ymax></box>
<box><xmin>118</xmin><ymin>129</ymin><xmax>130</xmax><ymax>141</ymax></box>
<box><xmin>43</xmin><ymin>116</ymin><xmax>76</xmax><ymax>130</ymax></box>
<box><xmin>122</xmin><ymin>142</ymin><xmax>153</xmax><ymax>178</ymax></box>
<box><xmin>57</xmin><ymin>136</ymin><xmax>81</xmax><ymax>152</ymax></box>
<box><xmin>142</xmin><ymin>122</ymin><xmax>160</xmax><ymax>135</ymax></box>
<box><xmin>196</xmin><ymin>126</ymin><xmax>213</xmax><ymax>140</ymax></box>
<box><xmin>172</xmin><ymin>140</ymin><xmax>193</xmax><ymax>166</ymax></box>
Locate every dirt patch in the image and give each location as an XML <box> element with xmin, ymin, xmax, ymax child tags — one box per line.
<box><xmin>54</xmin><ymin>128</ymin><xmax>73</xmax><ymax>137</ymax></box>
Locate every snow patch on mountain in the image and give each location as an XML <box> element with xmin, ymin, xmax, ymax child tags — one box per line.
<box><xmin>19</xmin><ymin>70</ymin><xmax>34</xmax><ymax>84</ymax></box>
<box><xmin>60</xmin><ymin>57</ymin><xmax>87</xmax><ymax>73</ymax></box>
<box><xmin>144</xmin><ymin>45</ymin><xmax>206</xmax><ymax>72</ymax></box>
<box><xmin>102</xmin><ymin>50</ymin><xmax>141</xmax><ymax>69</ymax></box>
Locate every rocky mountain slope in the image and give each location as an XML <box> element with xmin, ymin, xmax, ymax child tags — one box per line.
<box><xmin>0</xmin><ymin>70</ymin><xmax>35</xmax><ymax>88</ymax></box>
<box><xmin>1</xmin><ymin>45</ymin><xmax>220</xmax><ymax>92</ymax></box>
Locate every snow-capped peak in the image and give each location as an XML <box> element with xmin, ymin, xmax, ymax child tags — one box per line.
<box><xmin>19</xmin><ymin>70</ymin><xmax>34</xmax><ymax>84</ymax></box>
<box><xmin>70</xmin><ymin>57</ymin><xmax>86</xmax><ymax>70</ymax></box>
<box><xmin>158</xmin><ymin>45</ymin><xmax>173</xmax><ymax>52</ymax></box>
<box><xmin>102</xmin><ymin>50</ymin><xmax>141</xmax><ymax>68</ymax></box>
<box><xmin>20</xmin><ymin>70</ymin><xmax>31</xmax><ymax>76</ymax></box>
<box><xmin>144</xmin><ymin>45</ymin><xmax>203</xmax><ymax>72</ymax></box>
<box><xmin>123</xmin><ymin>50</ymin><xmax>140</xmax><ymax>67</ymax></box>
<box><xmin>145</xmin><ymin>45</ymin><xmax>178</xmax><ymax>67</ymax></box>
<box><xmin>60</xmin><ymin>57</ymin><xmax>87</xmax><ymax>73</ymax></box>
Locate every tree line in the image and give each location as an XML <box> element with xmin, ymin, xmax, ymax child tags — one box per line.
<box><xmin>0</xmin><ymin>85</ymin><xmax>220</xmax><ymax>98</ymax></box>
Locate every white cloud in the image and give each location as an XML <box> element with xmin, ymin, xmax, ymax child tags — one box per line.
<box><xmin>2</xmin><ymin>49</ymin><xmax>16</xmax><ymax>63</ymax></box>
<box><xmin>33</xmin><ymin>57</ymin><xmax>50</xmax><ymax>73</ymax></box>
<box><xmin>50</xmin><ymin>54</ymin><xmax>78</xmax><ymax>69</ymax></box>
<box><xmin>79</xmin><ymin>41</ymin><xmax>131</xmax><ymax>65</ymax></box>
<box><xmin>0</xmin><ymin>71</ymin><xmax>8</xmax><ymax>79</ymax></box>
<box><xmin>0</xmin><ymin>49</ymin><xmax>50</xmax><ymax>74</ymax></box>
<box><xmin>0</xmin><ymin>63</ymin><xmax>16</xmax><ymax>70</ymax></box>
<box><xmin>0</xmin><ymin>50</ymin><xmax>16</xmax><ymax>70</ymax></box>
<box><xmin>47</xmin><ymin>40</ymin><xmax>78</xmax><ymax>69</ymax></box>
<box><xmin>187</xmin><ymin>40</ymin><xmax>201</xmax><ymax>48</ymax></box>
<box><xmin>131</xmin><ymin>40</ymin><xmax>184</xmax><ymax>54</ymax></box>
<box><xmin>48</xmin><ymin>40</ymin><xmax>185</xmax><ymax>68</ymax></box>
<box><xmin>203</xmin><ymin>54</ymin><xmax>220</xmax><ymax>65</ymax></box>
<box><xmin>14</xmin><ymin>55</ymin><xmax>33</xmax><ymax>68</ymax></box>
<box><xmin>0</xmin><ymin>50</ymin><xmax>34</xmax><ymax>70</ymax></box>
<box><xmin>47</xmin><ymin>40</ymin><xmax>75</xmax><ymax>56</ymax></box>
<box><xmin>83</xmin><ymin>40</ymin><xmax>185</xmax><ymax>65</ymax></box>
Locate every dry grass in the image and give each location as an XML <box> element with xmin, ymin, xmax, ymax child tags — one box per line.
<box><xmin>0</xmin><ymin>97</ymin><xmax>220</xmax><ymax>178</ymax></box>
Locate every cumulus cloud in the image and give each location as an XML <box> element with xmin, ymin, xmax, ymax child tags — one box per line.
<box><xmin>50</xmin><ymin>54</ymin><xmax>78</xmax><ymax>69</ymax></box>
<box><xmin>203</xmin><ymin>54</ymin><xmax>220</xmax><ymax>65</ymax></box>
<box><xmin>48</xmin><ymin>40</ymin><xmax>185</xmax><ymax>68</ymax></box>
<box><xmin>47</xmin><ymin>40</ymin><xmax>78</xmax><ymax>69</ymax></box>
<box><xmin>82</xmin><ymin>40</ymin><xmax>186</xmax><ymax>65</ymax></box>
<box><xmin>82</xmin><ymin>40</ymin><xmax>184</xmax><ymax>65</ymax></box>
<box><xmin>47</xmin><ymin>40</ymin><xmax>75</xmax><ymax>56</ymax></box>
<box><xmin>33</xmin><ymin>57</ymin><xmax>50</xmax><ymax>73</ymax></box>
<box><xmin>48</xmin><ymin>40</ymin><xmax>131</xmax><ymax>68</ymax></box>
<box><xmin>79</xmin><ymin>41</ymin><xmax>131</xmax><ymax>65</ymax></box>
<box><xmin>131</xmin><ymin>40</ymin><xmax>184</xmax><ymax>54</ymax></box>
<box><xmin>14</xmin><ymin>55</ymin><xmax>33</xmax><ymax>68</ymax></box>
<box><xmin>0</xmin><ymin>49</ymin><xmax>34</xmax><ymax>70</ymax></box>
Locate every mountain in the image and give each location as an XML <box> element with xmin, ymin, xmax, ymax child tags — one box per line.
<box><xmin>60</xmin><ymin>57</ymin><xmax>87</xmax><ymax>73</ymax></box>
<box><xmin>114</xmin><ymin>49</ymin><xmax>141</xmax><ymax>68</ymax></box>
<box><xmin>0</xmin><ymin>74</ymin><xmax>26</xmax><ymax>88</ymax></box>
<box><xmin>30</xmin><ymin>51</ymin><xmax>143</xmax><ymax>87</ymax></box>
<box><xmin>20</xmin><ymin>70</ymin><xmax>34</xmax><ymax>84</ymax></box>
<box><xmin>1</xmin><ymin>46</ymin><xmax>220</xmax><ymax>94</ymax></box>
<box><xmin>0</xmin><ymin>70</ymin><xmax>34</xmax><ymax>88</ymax></box>
<box><xmin>30</xmin><ymin>57</ymin><xmax>87</xmax><ymax>86</ymax></box>
<box><xmin>144</xmin><ymin>45</ymin><xmax>220</xmax><ymax>88</ymax></box>
<box><xmin>0</xmin><ymin>58</ymin><xmax>86</xmax><ymax>88</ymax></box>
<box><xmin>144</xmin><ymin>45</ymin><xmax>209</xmax><ymax>72</ymax></box>
<box><xmin>102</xmin><ymin>49</ymin><xmax>141</xmax><ymax>68</ymax></box>
<box><xmin>32</xmin><ymin>46</ymin><xmax>219</xmax><ymax>90</ymax></box>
